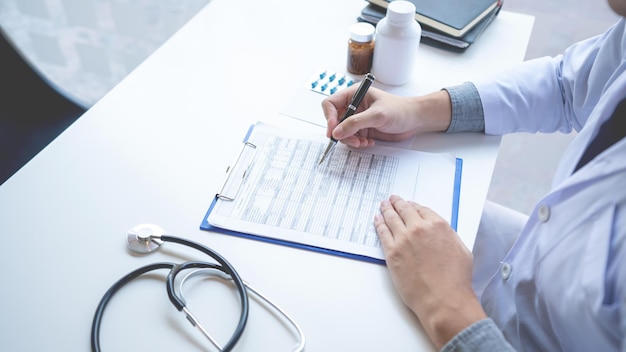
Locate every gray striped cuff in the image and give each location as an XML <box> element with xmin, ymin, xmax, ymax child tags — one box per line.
<box><xmin>443</xmin><ymin>82</ymin><xmax>485</xmax><ymax>133</ymax></box>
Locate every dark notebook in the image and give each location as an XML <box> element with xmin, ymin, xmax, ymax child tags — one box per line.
<box><xmin>359</xmin><ymin>2</ymin><xmax>502</xmax><ymax>52</ymax></box>
<box><xmin>367</xmin><ymin>0</ymin><xmax>500</xmax><ymax>38</ymax></box>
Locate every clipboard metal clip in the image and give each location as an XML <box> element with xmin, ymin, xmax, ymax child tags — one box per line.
<box><xmin>217</xmin><ymin>141</ymin><xmax>257</xmax><ymax>201</ymax></box>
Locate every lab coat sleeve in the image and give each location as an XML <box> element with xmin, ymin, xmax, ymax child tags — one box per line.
<box><xmin>473</xmin><ymin>20</ymin><xmax>625</xmax><ymax>135</ymax></box>
<box><xmin>613</xmin><ymin>207</ymin><xmax>626</xmax><ymax>351</ymax></box>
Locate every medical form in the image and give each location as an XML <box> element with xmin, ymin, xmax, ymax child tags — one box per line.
<box><xmin>202</xmin><ymin>122</ymin><xmax>461</xmax><ymax>263</ymax></box>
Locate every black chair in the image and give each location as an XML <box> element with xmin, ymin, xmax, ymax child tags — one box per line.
<box><xmin>0</xmin><ymin>29</ymin><xmax>87</xmax><ymax>185</ymax></box>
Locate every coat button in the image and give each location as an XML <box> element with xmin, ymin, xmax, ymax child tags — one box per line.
<box><xmin>538</xmin><ymin>204</ymin><xmax>550</xmax><ymax>222</ymax></box>
<box><xmin>501</xmin><ymin>262</ymin><xmax>512</xmax><ymax>280</ymax></box>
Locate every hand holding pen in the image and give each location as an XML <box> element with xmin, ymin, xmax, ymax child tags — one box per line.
<box><xmin>319</xmin><ymin>77</ymin><xmax>454</xmax><ymax>157</ymax></box>
<box><xmin>318</xmin><ymin>73</ymin><xmax>376</xmax><ymax>164</ymax></box>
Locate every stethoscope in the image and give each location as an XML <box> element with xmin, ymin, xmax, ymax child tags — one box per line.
<box><xmin>91</xmin><ymin>224</ymin><xmax>305</xmax><ymax>351</ymax></box>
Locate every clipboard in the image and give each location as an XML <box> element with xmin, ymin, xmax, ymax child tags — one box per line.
<box><xmin>200</xmin><ymin>122</ymin><xmax>463</xmax><ymax>265</ymax></box>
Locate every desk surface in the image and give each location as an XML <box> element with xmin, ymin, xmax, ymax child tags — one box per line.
<box><xmin>0</xmin><ymin>0</ymin><xmax>533</xmax><ymax>350</ymax></box>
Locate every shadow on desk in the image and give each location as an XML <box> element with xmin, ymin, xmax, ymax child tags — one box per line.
<box><xmin>0</xmin><ymin>29</ymin><xmax>86</xmax><ymax>186</ymax></box>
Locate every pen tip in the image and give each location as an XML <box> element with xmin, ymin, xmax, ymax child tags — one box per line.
<box><xmin>319</xmin><ymin>140</ymin><xmax>335</xmax><ymax>165</ymax></box>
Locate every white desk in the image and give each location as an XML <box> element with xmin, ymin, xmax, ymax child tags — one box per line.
<box><xmin>0</xmin><ymin>0</ymin><xmax>533</xmax><ymax>350</ymax></box>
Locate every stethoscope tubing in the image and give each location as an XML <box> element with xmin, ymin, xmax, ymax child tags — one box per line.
<box><xmin>179</xmin><ymin>268</ymin><xmax>307</xmax><ymax>352</ymax></box>
<box><xmin>91</xmin><ymin>235</ymin><xmax>250</xmax><ymax>352</ymax></box>
<box><xmin>91</xmin><ymin>262</ymin><xmax>176</xmax><ymax>351</ymax></box>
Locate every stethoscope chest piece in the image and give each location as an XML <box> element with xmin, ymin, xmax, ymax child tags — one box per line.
<box><xmin>126</xmin><ymin>223</ymin><xmax>165</xmax><ymax>254</ymax></box>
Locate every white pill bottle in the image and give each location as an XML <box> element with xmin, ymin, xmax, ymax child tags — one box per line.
<box><xmin>371</xmin><ymin>0</ymin><xmax>422</xmax><ymax>86</ymax></box>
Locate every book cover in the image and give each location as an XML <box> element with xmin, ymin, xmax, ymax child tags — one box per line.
<box><xmin>359</xmin><ymin>2</ymin><xmax>502</xmax><ymax>51</ymax></box>
<box><xmin>367</xmin><ymin>0</ymin><xmax>499</xmax><ymax>38</ymax></box>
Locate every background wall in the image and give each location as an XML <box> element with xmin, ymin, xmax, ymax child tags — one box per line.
<box><xmin>0</xmin><ymin>0</ymin><xmax>211</xmax><ymax>107</ymax></box>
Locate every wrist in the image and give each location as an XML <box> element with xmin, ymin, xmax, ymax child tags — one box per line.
<box><xmin>414</xmin><ymin>290</ymin><xmax>487</xmax><ymax>349</ymax></box>
<box><xmin>412</xmin><ymin>90</ymin><xmax>453</xmax><ymax>133</ymax></box>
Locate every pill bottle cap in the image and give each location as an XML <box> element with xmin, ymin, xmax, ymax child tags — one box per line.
<box><xmin>387</xmin><ymin>1</ymin><xmax>416</xmax><ymax>24</ymax></box>
<box><xmin>349</xmin><ymin>22</ymin><xmax>375</xmax><ymax>42</ymax></box>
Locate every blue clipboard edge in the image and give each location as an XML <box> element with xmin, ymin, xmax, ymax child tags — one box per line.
<box><xmin>242</xmin><ymin>123</ymin><xmax>255</xmax><ymax>142</ymax></box>
<box><xmin>200</xmin><ymin>198</ymin><xmax>386</xmax><ymax>265</ymax></box>
<box><xmin>451</xmin><ymin>157</ymin><xmax>463</xmax><ymax>231</ymax></box>
<box><xmin>200</xmin><ymin>123</ymin><xmax>463</xmax><ymax>266</ymax></box>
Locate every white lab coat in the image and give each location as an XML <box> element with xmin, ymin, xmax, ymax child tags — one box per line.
<box><xmin>471</xmin><ymin>19</ymin><xmax>626</xmax><ymax>351</ymax></box>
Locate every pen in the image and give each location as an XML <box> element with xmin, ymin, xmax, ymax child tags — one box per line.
<box><xmin>318</xmin><ymin>72</ymin><xmax>375</xmax><ymax>165</ymax></box>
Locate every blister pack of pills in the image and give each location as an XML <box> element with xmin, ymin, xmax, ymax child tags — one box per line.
<box><xmin>306</xmin><ymin>70</ymin><xmax>359</xmax><ymax>95</ymax></box>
